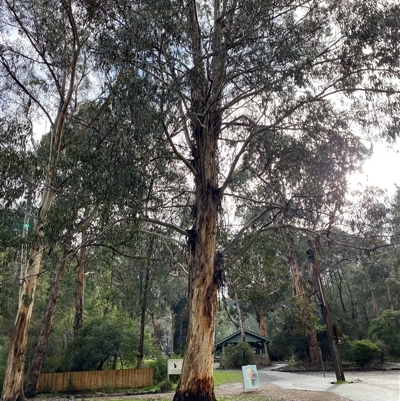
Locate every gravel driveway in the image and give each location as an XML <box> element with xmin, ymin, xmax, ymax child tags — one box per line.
<box><xmin>259</xmin><ymin>366</ymin><xmax>400</xmax><ymax>401</ymax></box>
<box><xmin>302</xmin><ymin>370</ymin><xmax>400</xmax><ymax>390</ymax></box>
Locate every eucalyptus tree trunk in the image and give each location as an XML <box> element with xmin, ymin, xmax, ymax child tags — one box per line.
<box><xmin>136</xmin><ymin>263</ymin><xmax>151</xmax><ymax>368</ymax></box>
<box><xmin>255</xmin><ymin>307</ymin><xmax>268</xmax><ymax>338</ymax></box>
<box><xmin>2</xmin><ymin>177</ymin><xmax>57</xmax><ymax>401</ymax></box>
<box><xmin>170</xmin><ymin>312</ymin><xmax>175</xmax><ymax>357</ymax></box>
<box><xmin>2</xmin><ymin>88</ymin><xmax>69</xmax><ymax>399</ymax></box>
<box><xmin>173</xmin><ymin>3</ymin><xmax>223</xmax><ymax>400</ymax></box>
<box><xmin>287</xmin><ymin>243</ymin><xmax>319</xmax><ymax>365</ymax></box>
<box><xmin>25</xmin><ymin>243</ymin><xmax>72</xmax><ymax>398</ymax></box>
<box><xmin>234</xmin><ymin>287</ymin><xmax>246</xmax><ymax>342</ymax></box>
<box><xmin>333</xmin><ymin>270</ymin><xmax>347</xmax><ymax>313</ymax></box>
<box><xmin>0</xmin><ymin>2</ymin><xmax>123</xmax><ymax>398</ymax></box>
<box><xmin>73</xmin><ymin>228</ymin><xmax>87</xmax><ymax>337</ymax></box>
<box><xmin>362</xmin><ymin>266</ymin><xmax>379</xmax><ymax>318</ymax></box>
<box><xmin>151</xmin><ymin>312</ymin><xmax>162</xmax><ymax>356</ymax></box>
<box><xmin>342</xmin><ymin>268</ymin><xmax>356</xmax><ymax>319</ymax></box>
<box><xmin>385</xmin><ymin>280</ymin><xmax>395</xmax><ymax>311</ymax></box>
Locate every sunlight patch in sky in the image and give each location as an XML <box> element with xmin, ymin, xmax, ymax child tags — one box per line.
<box><xmin>349</xmin><ymin>140</ymin><xmax>400</xmax><ymax>196</ymax></box>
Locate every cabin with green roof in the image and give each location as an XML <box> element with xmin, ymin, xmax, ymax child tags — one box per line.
<box><xmin>215</xmin><ymin>329</ymin><xmax>271</xmax><ymax>367</ymax></box>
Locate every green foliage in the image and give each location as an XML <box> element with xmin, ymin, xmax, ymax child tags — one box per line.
<box><xmin>268</xmin><ymin>331</ymin><xmax>308</xmax><ymax>362</ymax></box>
<box><xmin>0</xmin><ymin>332</ymin><xmax>8</xmax><ymax>388</ymax></box>
<box><xmin>368</xmin><ymin>310</ymin><xmax>400</xmax><ymax>357</ymax></box>
<box><xmin>158</xmin><ymin>379</ymin><xmax>172</xmax><ymax>392</ymax></box>
<box><xmin>282</xmin><ymin>294</ymin><xmax>318</xmax><ymax>336</ymax></box>
<box><xmin>0</xmin><ymin>251</ymin><xmax>18</xmax><ymax>317</ymax></box>
<box><xmin>66</xmin><ymin>315</ymin><xmax>139</xmax><ymax>371</ymax></box>
<box><xmin>144</xmin><ymin>357</ymin><xmax>167</xmax><ymax>383</ymax></box>
<box><xmin>346</xmin><ymin>339</ymin><xmax>381</xmax><ymax>366</ymax></box>
<box><xmin>0</xmin><ymin>119</ymin><xmax>36</xmax><ymax>206</ymax></box>
<box><xmin>221</xmin><ymin>342</ymin><xmax>256</xmax><ymax>368</ymax></box>
<box><xmin>215</xmin><ymin>306</ymin><xmax>237</xmax><ymax>343</ymax></box>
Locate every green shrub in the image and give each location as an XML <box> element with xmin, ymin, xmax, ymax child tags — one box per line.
<box><xmin>368</xmin><ymin>310</ymin><xmax>400</xmax><ymax>357</ymax></box>
<box><xmin>374</xmin><ymin>340</ymin><xmax>390</xmax><ymax>362</ymax></box>
<box><xmin>144</xmin><ymin>357</ymin><xmax>167</xmax><ymax>383</ymax></box>
<box><xmin>158</xmin><ymin>379</ymin><xmax>172</xmax><ymax>392</ymax></box>
<box><xmin>220</xmin><ymin>342</ymin><xmax>256</xmax><ymax>368</ymax></box>
<box><xmin>338</xmin><ymin>334</ymin><xmax>352</xmax><ymax>362</ymax></box>
<box><xmin>0</xmin><ymin>334</ymin><xmax>9</xmax><ymax>389</ymax></box>
<box><xmin>348</xmin><ymin>339</ymin><xmax>380</xmax><ymax>366</ymax></box>
<box><xmin>268</xmin><ymin>331</ymin><xmax>310</xmax><ymax>362</ymax></box>
<box><xmin>65</xmin><ymin>315</ymin><xmax>139</xmax><ymax>371</ymax></box>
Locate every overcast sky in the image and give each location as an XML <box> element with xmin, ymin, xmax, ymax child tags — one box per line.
<box><xmin>349</xmin><ymin>140</ymin><xmax>400</xmax><ymax>196</ymax></box>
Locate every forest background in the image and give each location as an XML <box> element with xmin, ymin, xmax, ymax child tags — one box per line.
<box><xmin>1</xmin><ymin>1</ymin><xmax>400</xmax><ymax>401</ymax></box>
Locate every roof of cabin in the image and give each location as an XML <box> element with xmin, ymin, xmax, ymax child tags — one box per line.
<box><xmin>215</xmin><ymin>329</ymin><xmax>270</xmax><ymax>350</ymax></box>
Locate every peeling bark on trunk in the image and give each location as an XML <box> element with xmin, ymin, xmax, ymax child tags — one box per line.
<box><xmin>173</xmin><ymin>19</ymin><xmax>220</xmax><ymax>401</ymax></box>
<box><xmin>173</xmin><ymin>1</ymin><xmax>224</xmax><ymax>399</ymax></box>
<box><xmin>25</xmin><ymin>244</ymin><xmax>72</xmax><ymax>398</ymax></box>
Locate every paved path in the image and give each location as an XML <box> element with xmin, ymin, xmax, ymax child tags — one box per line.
<box><xmin>258</xmin><ymin>365</ymin><xmax>400</xmax><ymax>401</ymax></box>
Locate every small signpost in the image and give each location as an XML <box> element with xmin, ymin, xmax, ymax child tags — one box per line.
<box><xmin>242</xmin><ymin>365</ymin><xmax>260</xmax><ymax>391</ymax></box>
<box><xmin>167</xmin><ymin>359</ymin><xmax>183</xmax><ymax>381</ymax></box>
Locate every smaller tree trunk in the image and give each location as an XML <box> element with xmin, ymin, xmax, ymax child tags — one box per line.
<box><xmin>73</xmin><ymin>229</ymin><xmax>87</xmax><ymax>337</ymax></box>
<box><xmin>287</xmin><ymin>242</ymin><xmax>319</xmax><ymax>365</ymax></box>
<box><xmin>334</xmin><ymin>271</ymin><xmax>346</xmax><ymax>313</ymax></box>
<box><xmin>362</xmin><ymin>305</ymin><xmax>370</xmax><ymax>324</ymax></box>
<box><xmin>255</xmin><ymin>307</ymin><xmax>268</xmax><ymax>338</ymax></box>
<box><xmin>233</xmin><ymin>288</ymin><xmax>246</xmax><ymax>342</ymax></box>
<box><xmin>342</xmin><ymin>268</ymin><xmax>356</xmax><ymax>319</ymax></box>
<box><xmin>170</xmin><ymin>312</ymin><xmax>175</xmax><ymax>357</ymax></box>
<box><xmin>2</xmin><ymin>191</ymin><xmax>52</xmax><ymax>401</ymax></box>
<box><xmin>151</xmin><ymin>312</ymin><xmax>162</xmax><ymax>356</ymax></box>
<box><xmin>136</xmin><ymin>265</ymin><xmax>150</xmax><ymax>369</ymax></box>
<box><xmin>25</xmin><ymin>244</ymin><xmax>71</xmax><ymax>398</ymax></box>
<box><xmin>363</xmin><ymin>267</ymin><xmax>379</xmax><ymax>318</ymax></box>
<box><xmin>307</xmin><ymin>332</ymin><xmax>320</xmax><ymax>366</ymax></box>
<box><xmin>385</xmin><ymin>280</ymin><xmax>395</xmax><ymax>311</ymax></box>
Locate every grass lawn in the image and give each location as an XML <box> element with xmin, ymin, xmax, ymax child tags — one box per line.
<box><xmin>213</xmin><ymin>369</ymin><xmax>242</xmax><ymax>386</ymax></box>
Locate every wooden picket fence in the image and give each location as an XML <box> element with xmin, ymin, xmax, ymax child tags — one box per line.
<box><xmin>37</xmin><ymin>368</ymin><xmax>154</xmax><ymax>393</ymax></box>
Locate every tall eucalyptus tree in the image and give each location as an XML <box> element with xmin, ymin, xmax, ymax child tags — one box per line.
<box><xmin>226</xmin><ymin>232</ymin><xmax>289</xmax><ymax>339</ymax></box>
<box><xmin>103</xmin><ymin>1</ymin><xmax>400</xmax><ymax>400</ymax></box>
<box><xmin>23</xmin><ymin>72</ymin><xmax>160</xmax><ymax>396</ymax></box>
<box><xmin>0</xmin><ymin>2</ymin><xmax>125</xmax><ymax>400</ymax></box>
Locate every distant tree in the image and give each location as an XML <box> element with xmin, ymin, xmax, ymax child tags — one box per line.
<box><xmin>368</xmin><ymin>310</ymin><xmax>400</xmax><ymax>357</ymax></box>
<box><xmin>66</xmin><ymin>315</ymin><xmax>140</xmax><ymax>371</ymax></box>
<box><xmin>226</xmin><ymin>232</ymin><xmax>289</xmax><ymax>339</ymax></box>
